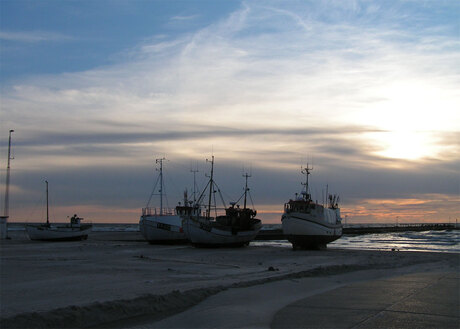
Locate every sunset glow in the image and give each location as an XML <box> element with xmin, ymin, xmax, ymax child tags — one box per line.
<box><xmin>1</xmin><ymin>1</ymin><xmax>458</xmax><ymax>224</ymax></box>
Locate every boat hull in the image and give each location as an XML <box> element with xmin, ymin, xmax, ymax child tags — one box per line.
<box><xmin>139</xmin><ymin>215</ymin><xmax>187</xmax><ymax>244</ymax></box>
<box><xmin>282</xmin><ymin>211</ymin><xmax>342</xmax><ymax>249</ymax></box>
<box><xmin>183</xmin><ymin>217</ymin><xmax>262</xmax><ymax>247</ymax></box>
<box><xmin>26</xmin><ymin>224</ymin><xmax>92</xmax><ymax>241</ymax></box>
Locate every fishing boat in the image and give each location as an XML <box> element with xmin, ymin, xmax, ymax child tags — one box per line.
<box><xmin>183</xmin><ymin>156</ymin><xmax>262</xmax><ymax>247</ymax></box>
<box><xmin>26</xmin><ymin>181</ymin><xmax>92</xmax><ymax>241</ymax></box>
<box><xmin>282</xmin><ymin>165</ymin><xmax>342</xmax><ymax>249</ymax></box>
<box><xmin>139</xmin><ymin>157</ymin><xmax>188</xmax><ymax>244</ymax></box>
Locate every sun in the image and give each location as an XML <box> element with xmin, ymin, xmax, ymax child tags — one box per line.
<box><xmin>372</xmin><ymin>130</ymin><xmax>437</xmax><ymax>160</ymax></box>
<box><xmin>355</xmin><ymin>80</ymin><xmax>458</xmax><ymax>161</ymax></box>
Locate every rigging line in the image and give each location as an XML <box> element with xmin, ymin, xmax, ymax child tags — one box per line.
<box><xmin>212</xmin><ymin>181</ymin><xmax>227</xmax><ymax>209</ymax></box>
<box><xmin>163</xmin><ymin>181</ymin><xmax>169</xmax><ymax>210</ymax></box>
<box><xmin>248</xmin><ymin>190</ymin><xmax>255</xmax><ymax>210</ymax></box>
<box><xmin>234</xmin><ymin>189</ymin><xmax>246</xmax><ymax>205</ymax></box>
<box><xmin>219</xmin><ymin>188</ymin><xmax>236</xmax><ymax>204</ymax></box>
<box><xmin>190</xmin><ymin>170</ymin><xmax>204</xmax><ymax>203</ymax></box>
<box><xmin>154</xmin><ymin>158</ymin><xmax>187</xmax><ymax>203</ymax></box>
<box><xmin>213</xmin><ymin>187</ymin><xmax>217</xmax><ymax>218</ymax></box>
<box><xmin>146</xmin><ymin>174</ymin><xmax>161</xmax><ymax>208</ymax></box>
<box><xmin>192</xmin><ymin>181</ymin><xmax>203</xmax><ymax>203</ymax></box>
<box><xmin>217</xmin><ymin>187</ymin><xmax>226</xmax><ymax>210</ymax></box>
<box><xmin>196</xmin><ymin>179</ymin><xmax>211</xmax><ymax>206</ymax></box>
<box><xmin>159</xmin><ymin>163</ymin><xmax>170</xmax><ymax>210</ymax></box>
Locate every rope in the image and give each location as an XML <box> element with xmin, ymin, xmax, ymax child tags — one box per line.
<box><xmin>249</xmin><ymin>191</ymin><xmax>256</xmax><ymax>210</ymax></box>
<box><xmin>145</xmin><ymin>174</ymin><xmax>160</xmax><ymax>208</ymax></box>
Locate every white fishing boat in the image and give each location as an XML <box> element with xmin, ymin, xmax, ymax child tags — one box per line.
<box><xmin>183</xmin><ymin>156</ymin><xmax>262</xmax><ymax>247</ymax></box>
<box><xmin>26</xmin><ymin>181</ymin><xmax>92</xmax><ymax>241</ymax></box>
<box><xmin>282</xmin><ymin>165</ymin><xmax>342</xmax><ymax>249</ymax></box>
<box><xmin>139</xmin><ymin>157</ymin><xmax>188</xmax><ymax>244</ymax></box>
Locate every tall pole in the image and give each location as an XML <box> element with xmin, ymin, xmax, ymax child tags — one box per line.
<box><xmin>45</xmin><ymin>180</ymin><xmax>49</xmax><ymax>225</ymax></box>
<box><xmin>243</xmin><ymin>173</ymin><xmax>251</xmax><ymax>209</ymax></box>
<box><xmin>156</xmin><ymin>157</ymin><xmax>166</xmax><ymax>215</ymax></box>
<box><xmin>206</xmin><ymin>156</ymin><xmax>214</xmax><ymax>219</ymax></box>
<box><xmin>3</xmin><ymin>129</ymin><xmax>14</xmax><ymax>218</ymax></box>
<box><xmin>190</xmin><ymin>166</ymin><xmax>199</xmax><ymax>203</ymax></box>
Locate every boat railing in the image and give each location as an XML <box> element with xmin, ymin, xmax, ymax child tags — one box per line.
<box><xmin>142</xmin><ymin>207</ymin><xmax>176</xmax><ymax>216</ymax></box>
<box><xmin>204</xmin><ymin>206</ymin><xmax>228</xmax><ymax>218</ymax></box>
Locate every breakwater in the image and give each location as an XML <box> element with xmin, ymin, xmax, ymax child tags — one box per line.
<box><xmin>255</xmin><ymin>223</ymin><xmax>458</xmax><ymax>240</ymax></box>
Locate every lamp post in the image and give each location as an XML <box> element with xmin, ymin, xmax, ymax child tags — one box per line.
<box><xmin>1</xmin><ymin>129</ymin><xmax>14</xmax><ymax>239</ymax></box>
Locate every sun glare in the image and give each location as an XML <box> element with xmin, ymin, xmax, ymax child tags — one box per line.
<box><xmin>372</xmin><ymin>130</ymin><xmax>436</xmax><ymax>160</ymax></box>
<box><xmin>356</xmin><ymin>80</ymin><xmax>458</xmax><ymax>161</ymax></box>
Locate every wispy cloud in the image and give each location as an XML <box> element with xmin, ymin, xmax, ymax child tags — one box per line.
<box><xmin>344</xmin><ymin>194</ymin><xmax>460</xmax><ymax>223</ymax></box>
<box><xmin>0</xmin><ymin>30</ymin><xmax>73</xmax><ymax>43</ymax></box>
<box><xmin>2</xmin><ymin>2</ymin><xmax>458</xmax><ymax>151</ymax></box>
<box><xmin>171</xmin><ymin>15</ymin><xmax>199</xmax><ymax>21</ymax></box>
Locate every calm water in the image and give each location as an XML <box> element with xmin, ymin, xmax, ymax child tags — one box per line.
<box><xmin>8</xmin><ymin>223</ymin><xmax>459</xmax><ymax>253</ymax></box>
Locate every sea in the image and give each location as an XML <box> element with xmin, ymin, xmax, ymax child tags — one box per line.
<box><xmin>254</xmin><ymin>228</ymin><xmax>460</xmax><ymax>253</ymax></box>
<box><xmin>8</xmin><ymin>223</ymin><xmax>459</xmax><ymax>253</ymax></box>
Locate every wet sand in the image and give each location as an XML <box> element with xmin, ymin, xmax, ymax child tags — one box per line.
<box><xmin>1</xmin><ymin>231</ymin><xmax>458</xmax><ymax>328</ymax></box>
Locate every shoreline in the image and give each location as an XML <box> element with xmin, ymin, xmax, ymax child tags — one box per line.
<box><xmin>1</xmin><ymin>231</ymin><xmax>458</xmax><ymax>328</ymax></box>
<box><xmin>5</xmin><ymin>222</ymin><xmax>458</xmax><ymax>242</ymax></box>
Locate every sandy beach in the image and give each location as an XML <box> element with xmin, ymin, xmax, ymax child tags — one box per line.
<box><xmin>1</xmin><ymin>231</ymin><xmax>458</xmax><ymax>328</ymax></box>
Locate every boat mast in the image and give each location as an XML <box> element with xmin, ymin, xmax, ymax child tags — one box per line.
<box><xmin>190</xmin><ymin>166</ymin><xmax>199</xmax><ymax>204</ymax></box>
<box><xmin>156</xmin><ymin>157</ymin><xmax>166</xmax><ymax>215</ymax></box>
<box><xmin>3</xmin><ymin>130</ymin><xmax>14</xmax><ymax>218</ymax></box>
<box><xmin>206</xmin><ymin>156</ymin><xmax>214</xmax><ymax>219</ymax></box>
<box><xmin>243</xmin><ymin>172</ymin><xmax>251</xmax><ymax>209</ymax></box>
<box><xmin>45</xmin><ymin>180</ymin><xmax>49</xmax><ymax>225</ymax></box>
<box><xmin>301</xmin><ymin>163</ymin><xmax>313</xmax><ymax>201</ymax></box>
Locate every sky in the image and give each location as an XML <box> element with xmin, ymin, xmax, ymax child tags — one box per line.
<box><xmin>0</xmin><ymin>0</ymin><xmax>459</xmax><ymax>224</ymax></box>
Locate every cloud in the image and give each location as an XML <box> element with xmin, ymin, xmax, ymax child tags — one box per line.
<box><xmin>2</xmin><ymin>3</ymin><xmax>457</xmax><ymax>150</ymax></box>
<box><xmin>343</xmin><ymin>194</ymin><xmax>460</xmax><ymax>223</ymax></box>
<box><xmin>5</xmin><ymin>151</ymin><xmax>458</xmax><ymax>223</ymax></box>
<box><xmin>1</xmin><ymin>1</ymin><xmax>459</xmax><ymax>223</ymax></box>
<box><xmin>171</xmin><ymin>15</ymin><xmax>199</xmax><ymax>21</ymax></box>
<box><xmin>0</xmin><ymin>31</ymin><xmax>73</xmax><ymax>43</ymax></box>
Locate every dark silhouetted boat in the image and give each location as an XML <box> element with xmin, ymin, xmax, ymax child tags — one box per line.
<box><xmin>183</xmin><ymin>156</ymin><xmax>262</xmax><ymax>247</ymax></box>
<box><xmin>26</xmin><ymin>181</ymin><xmax>92</xmax><ymax>241</ymax></box>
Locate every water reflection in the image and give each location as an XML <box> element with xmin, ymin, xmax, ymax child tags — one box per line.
<box><xmin>253</xmin><ymin>230</ymin><xmax>459</xmax><ymax>253</ymax></box>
